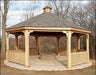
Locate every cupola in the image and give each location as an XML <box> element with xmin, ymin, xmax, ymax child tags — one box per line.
<box><xmin>43</xmin><ymin>6</ymin><xmax>52</xmax><ymax>13</ymax></box>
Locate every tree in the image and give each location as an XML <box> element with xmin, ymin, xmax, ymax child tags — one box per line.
<box><xmin>46</xmin><ymin>1</ymin><xmax>95</xmax><ymax>59</ymax></box>
<box><xmin>23</xmin><ymin>1</ymin><xmax>39</xmax><ymax>20</ymax></box>
<box><xmin>0</xmin><ymin>2</ymin><xmax>1</xmax><ymax>49</ymax></box>
<box><xmin>46</xmin><ymin>0</ymin><xmax>71</xmax><ymax>18</ymax></box>
<box><xmin>1</xmin><ymin>0</ymin><xmax>10</xmax><ymax>53</ymax></box>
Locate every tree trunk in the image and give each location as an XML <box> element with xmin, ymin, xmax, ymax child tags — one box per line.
<box><xmin>1</xmin><ymin>1</ymin><xmax>9</xmax><ymax>53</ymax></box>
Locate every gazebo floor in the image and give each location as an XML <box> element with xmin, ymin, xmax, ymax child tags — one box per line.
<box><xmin>4</xmin><ymin>55</ymin><xmax>92</xmax><ymax>71</ymax></box>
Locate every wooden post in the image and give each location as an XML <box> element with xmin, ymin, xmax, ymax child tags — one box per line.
<box><xmin>66</xmin><ymin>31</ymin><xmax>72</xmax><ymax>68</ymax></box>
<box><xmin>15</xmin><ymin>34</ymin><xmax>18</xmax><ymax>51</ymax></box>
<box><xmin>6</xmin><ymin>32</ymin><xmax>9</xmax><ymax>61</ymax></box>
<box><xmin>86</xmin><ymin>34</ymin><xmax>90</xmax><ymax>63</ymax></box>
<box><xmin>24</xmin><ymin>30</ymin><xmax>30</xmax><ymax>68</ymax></box>
<box><xmin>35</xmin><ymin>36</ymin><xmax>39</xmax><ymax>55</ymax></box>
<box><xmin>77</xmin><ymin>35</ymin><xmax>80</xmax><ymax>50</ymax></box>
<box><xmin>57</xmin><ymin>37</ymin><xmax>60</xmax><ymax>56</ymax></box>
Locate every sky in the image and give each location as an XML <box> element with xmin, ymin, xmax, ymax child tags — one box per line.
<box><xmin>6</xmin><ymin>1</ymin><xmax>46</xmax><ymax>27</ymax></box>
<box><xmin>1</xmin><ymin>1</ymin><xmax>90</xmax><ymax>28</ymax></box>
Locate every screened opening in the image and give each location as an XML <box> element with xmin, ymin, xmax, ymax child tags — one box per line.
<box><xmin>71</xmin><ymin>34</ymin><xmax>78</xmax><ymax>52</ymax></box>
<box><xmin>80</xmin><ymin>35</ymin><xmax>86</xmax><ymax>51</ymax></box>
<box><xmin>38</xmin><ymin>37</ymin><xmax>57</xmax><ymax>54</ymax></box>
<box><xmin>9</xmin><ymin>34</ymin><xmax>15</xmax><ymax>50</ymax></box>
<box><xmin>59</xmin><ymin>36</ymin><xmax>67</xmax><ymax>56</ymax></box>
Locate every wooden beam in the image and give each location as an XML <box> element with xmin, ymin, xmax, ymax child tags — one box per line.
<box><xmin>25</xmin><ymin>27</ymin><xmax>91</xmax><ymax>33</ymax></box>
<box><xmin>35</xmin><ymin>36</ymin><xmax>39</xmax><ymax>55</ymax></box>
<box><xmin>86</xmin><ymin>34</ymin><xmax>90</xmax><ymax>63</ymax></box>
<box><xmin>62</xmin><ymin>31</ymin><xmax>67</xmax><ymax>34</ymax></box>
<box><xmin>77</xmin><ymin>35</ymin><xmax>80</xmax><ymax>50</ymax></box>
<box><xmin>57</xmin><ymin>37</ymin><xmax>60</xmax><ymax>56</ymax></box>
<box><xmin>6</xmin><ymin>32</ymin><xmax>9</xmax><ymax>61</ymax></box>
<box><xmin>15</xmin><ymin>34</ymin><xmax>18</xmax><ymax>51</ymax></box>
<box><xmin>31</xmin><ymin>35</ymin><xmax>65</xmax><ymax>37</ymax></box>
<box><xmin>66</xmin><ymin>31</ymin><xmax>72</xmax><ymax>68</ymax></box>
<box><xmin>71</xmin><ymin>28</ymin><xmax>91</xmax><ymax>33</ymax></box>
<box><xmin>5</xmin><ymin>27</ymin><xmax>25</xmax><ymax>32</ymax></box>
<box><xmin>5</xmin><ymin>26</ymin><xmax>91</xmax><ymax>34</ymax></box>
<box><xmin>24</xmin><ymin>30</ymin><xmax>30</xmax><ymax>67</ymax></box>
<box><xmin>25</xmin><ymin>27</ymin><xmax>71</xmax><ymax>30</ymax></box>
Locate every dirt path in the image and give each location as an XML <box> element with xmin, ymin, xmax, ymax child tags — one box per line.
<box><xmin>1</xmin><ymin>54</ymin><xmax>95</xmax><ymax>75</ymax></box>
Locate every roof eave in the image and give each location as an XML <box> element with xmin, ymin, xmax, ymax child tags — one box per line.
<box><xmin>71</xmin><ymin>28</ymin><xmax>91</xmax><ymax>34</ymax></box>
<box><xmin>5</xmin><ymin>27</ymin><xmax>26</xmax><ymax>32</ymax></box>
<box><xmin>5</xmin><ymin>27</ymin><xmax>91</xmax><ymax>34</ymax></box>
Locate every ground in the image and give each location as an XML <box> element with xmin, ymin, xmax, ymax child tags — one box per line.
<box><xmin>1</xmin><ymin>54</ymin><xmax>95</xmax><ymax>75</ymax></box>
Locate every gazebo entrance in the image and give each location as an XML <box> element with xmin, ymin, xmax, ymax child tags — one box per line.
<box><xmin>29</xmin><ymin>31</ymin><xmax>66</xmax><ymax>56</ymax></box>
<box><xmin>38</xmin><ymin>37</ymin><xmax>57</xmax><ymax>55</ymax></box>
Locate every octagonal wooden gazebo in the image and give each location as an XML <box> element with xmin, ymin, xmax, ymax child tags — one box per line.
<box><xmin>5</xmin><ymin>6</ymin><xmax>91</xmax><ymax>68</ymax></box>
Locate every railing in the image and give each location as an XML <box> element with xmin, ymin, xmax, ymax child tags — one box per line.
<box><xmin>58</xmin><ymin>49</ymin><xmax>67</xmax><ymax>56</ymax></box>
<box><xmin>18</xmin><ymin>48</ymin><xmax>38</xmax><ymax>55</ymax></box>
<box><xmin>7</xmin><ymin>50</ymin><xmax>25</xmax><ymax>65</ymax></box>
<box><xmin>71</xmin><ymin>51</ymin><xmax>88</xmax><ymax>66</ymax></box>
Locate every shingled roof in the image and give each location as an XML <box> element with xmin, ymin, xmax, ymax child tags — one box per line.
<box><xmin>7</xmin><ymin>9</ymin><xmax>85</xmax><ymax>30</ymax></box>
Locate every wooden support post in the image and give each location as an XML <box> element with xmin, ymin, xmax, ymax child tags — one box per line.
<box><xmin>86</xmin><ymin>34</ymin><xmax>90</xmax><ymax>63</ymax></box>
<box><xmin>15</xmin><ymin>34</ymin><xmax>18</xmax><ymax>51</ymax></box>
<box><xmin>57</xmin><ymin>37</ymin><xmax>60</xmax><ymax>56</ymax></box>
<box><xmin>6</xmin><ymin>32</ymin><xmax>9</xmax><ymax>61</ymax></box>
<box><xmin>77</xmin><ymin>35</ymin><xmax>80</xmax><ymax>50</ymax></box>
<box><xmin>24</xmin><ymin>30</ymin><xmax>30</xmax><ymax>68</ymax></box>
<box><xmin>35</xmin><ymin>36</ymin><xmax>39</xmax><ymax>55</ymax></box>
<box><xmin>66</xmin><ymin>31</ymin><xmax>72</xmax><ymax>68</ymax></box>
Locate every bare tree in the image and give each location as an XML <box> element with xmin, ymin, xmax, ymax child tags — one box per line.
<box><xmin>69</xmin><ymin>1</ymin><xmax>95</xmax><ymax>59</ymax></box>
<box><xmin>23</xmin><ymin>1</ymin><xmax>39</xmax><ymax>20</ymax></box>
<box><xmin>0</xmin><ymin>1</ymin><xmax>1</xmax><ymax>49</ymax></box>
<box><xmin>1</xmin><ymin>0</ymin><xmax>10</xmax><ymax>53</ymax></box>
<box><xmin>46</xmin><ymin>1</ymin><xmax>95</xmax><ymax>59</ymax></box>
<box><xmin>48</xmin><ymin>0</ymin><xmax>71</xmax><ymax>18</ymax></box>
<box><xmin>85</xmin><ymin>2</ymin><xmax>95</xmax><ymax>59</ymax></box>
<box><xmin>0</xmin><ymin>1</ymin><xmax>1</xmax><ymax>28</ymax></box>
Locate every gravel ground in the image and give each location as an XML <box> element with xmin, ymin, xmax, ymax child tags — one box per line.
<box><xmin>1</xmin><ymin>54</ymin><xmax>95</xmax><ymax>75</ymax></box>
<box><xmin>4</xmin><ymin>54</ymin><xmax>92</xmax><ymax>71</ymax></box>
